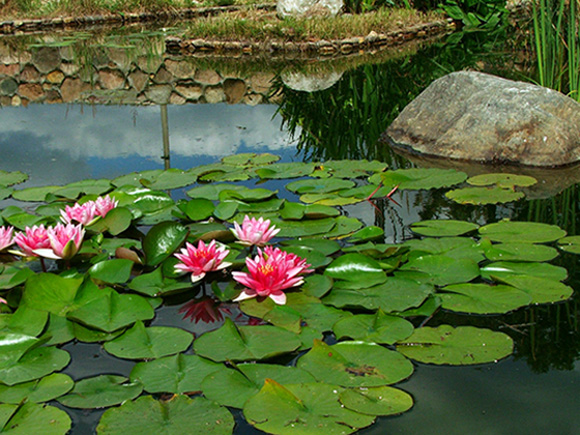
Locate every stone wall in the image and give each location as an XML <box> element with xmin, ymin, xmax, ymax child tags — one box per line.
<box><xmin>0</xmin><ymin>40</ymin><xmax>279</xmax><ymax>107</ymax></box>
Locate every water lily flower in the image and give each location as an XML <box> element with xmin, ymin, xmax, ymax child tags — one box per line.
<box><xmin>0</xmin><ymin>226</ymin><xmax>14</xmax><ymax>251</ymax></box>
<box><xmin>95</xmin><ymin>195</ymin><xmax>119</xmax><ymax>218</ymax></box>
<box><xmin>34</xmin><ymin>223</ymin><xmax>85</xmax><ymax>260</ymax></box>
<box><xmin>232</xmin><ymin>246</ymin><xmax>313</xmax><ymax>305</ymax></box>
<box><xmin>231</xmin><ymin>215</ymin><xmax>280</xmax><ymax>247</ymax></box>
<box><xmin>0</xmin><ymin>296</ymin><xmax>6</xmax><ymax>305</ymax></box>
<box><xmin>61</xmin><ymin>202</ymin><xmax>99</xmax><ymax>226</ymax></box>
<box><xmin>174</xmin><ymin>240</ymin><xmax>231</xmax><ymax>283</ymax></box>
<box><xmin>13</xmin><ymin>225</ymin><xmax>50</xmax><ymax>257</ymax></box>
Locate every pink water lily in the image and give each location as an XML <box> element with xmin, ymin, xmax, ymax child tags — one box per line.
<box><xmin>60</xmin><ymin>195</ymin><xmax>118</xmax><ymax>226</ymax></box>
<box><xmin>13</xmin><ymin>225</ymin><xmax>50</xmax><ymax>257</ymax></box>
<box><xmin>231</xmin><ymin>215</ymin><xmax>280</xmax><ymax>247</ymax></box>
<box><xmin>34</xmin><ymin>223</ymin><xmax>85</xmax><ymax>260</ymax></box>
<box><xmin>0</xmin><ymin>226</ymin><xmax>14</xmax><ymax>251</ymax></box>
<box><xmin>95</xmin><ymin>195</ymin><xmax>118</xmax><ymax>217</ymax></box>
<box><xmin>232</xmin><ymin>246</ymin><xmax>313</xmax><ymax>305</ymax></box>
<box><xmin>174</xmin><ymin>240</ymin><xmax>231</xmax><ymax>283</ymax></box>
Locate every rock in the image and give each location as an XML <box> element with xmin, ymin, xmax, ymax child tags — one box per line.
<box><xmin>60</xmin><ymin>78</ymin><xmax>91</xmax><ymax>103</ymax></box>
<box><xmin>99</xmin><ymin>69</ymin><xmax>125</xmax><ymax>89</ymax></box>
<box><xmin>281</xmin><ymin>70</ymin><xmax>344</xmax><ymax>92</ymax></box>
<box><xmin>249</xmin><ymin>72</ymin><xmax>275</xmax><ymax>94</ymax></box>
<box><xmin>386</xmin><ymin>71</ymin><xmax>580</xmax><ymax>167</ymax></box>
<box><xmin>0</xmin><ymin>63</ymin><xmax>18</xmax><ymax>75</ymax></box>
<box><xmin>18</xmin><ymin>83</ymin><xmax>43</xmax><ymax>101</ymax></box>
<box><xmin>20</xmin><ymin>65</ymin><xmax>40</xmax><ymax>82</ymax></box>
<box><xmin>31</xmin><ymin>47</ymin><xmax>61</xmax><ymax>74</ymax></box>
<box><xmin>204</xmin><ymin>85</ymin><xmax>225</xmax><ymax>104</ymax></box>
<box><xmin>194</xmin><ymin>69</ymin><xmax>221</xmax><ymax>86</ymax></box>
<box><xmin>176</xmin><ymin>83</ymin><xmax>203</xmax><ymax>101</ymax></box>
<box><xmin>145</xmin><ymin>85</ymin><xmax>172</xmax><ymax>104</ymax></box>
<box><xmin>277</xmin><ymin>0</ymin><xmax>343</xmax><ymax>17</ymax></box>
<box><xmin>46</xmin><ymin>70</ymin><xmax>65</xmax><ymax>84</ymax></box>
<box><xmin>165</xmin><ymin>59</ymin><xmax>195</xmax><ymax>79</ymax></box>
<box><xmin>0</xmin><ymin>77</ymin><xmax>17</xmax><ymax>96</ymax></box>
<box><xmin>128</xmin><ymin>70</ymin><xmax>149</xmax><ymax>93</ymax></box>
<box><xmin>224</xmin><ymin>79</ymin><xmax>246</xmax><ymax>104</ymax></box>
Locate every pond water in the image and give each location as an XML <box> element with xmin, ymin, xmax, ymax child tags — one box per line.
<box><xmin>0</xmin><ymin>22</ymin><xmax>579</xmax><ymax>435</ymax></box>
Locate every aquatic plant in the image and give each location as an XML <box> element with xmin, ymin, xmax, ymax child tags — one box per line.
<box><xmin>0</xmin><ymin>153</ymin><xmax>574</xmax><ymax>433</ymax></box>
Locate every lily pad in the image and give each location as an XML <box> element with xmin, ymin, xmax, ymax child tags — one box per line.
<box><xmin>377</xmin><ymin>168</ymin><xmax>467</xmax><ymax>190</ymax></box>
<box><xmin>324</xmin><ymin>253</ymin><xmax>387</xmax><ymax>288</ymax></box>
<box><xmin>482</xmin><ymin>241</ymin><xmax>559</xmax><ymax>262</ymax></box>
<box><xmin>333</xmin><ymin>311</ymin><xmax>414</xmax><ymax>344</ymax></box>
<box><xmin>479</xmin><ymin>221</ymin><xmax>567</xmax><ymax>243</ymax></box>
<box><xmin>446</xmin><ymin>186</ymin><xmax>524</xmax><ymax>205</ymax></box>
<box><xmin>0</xmin><ymin>170</ymin><xmax>28</xmax><ymax>187</ymax></box>
<box><xmin>339</xmin><ymin>385</ymin><xmax>413</xmax><ymax>416</ymax></box>
<box><xmin>467</xmin><ymin>173</ymin><xmax>537</xmax><ymax>188</ymax></box>
<box><xmin>297</xmin><ymin>340</ymin><xmax>413</xmax><ymax>387</ymax></box>
<box><xmin>89</xmin><ymin>259</ymin><xmax>133</xmax><ymax>284</ymax></box>
<box><xmin>280</xmin><ymin>238</ymin><xmax>341</xmax><ymax>256</ymax></box>
<box><xmin>22</xmin><ymin>274</ymin><xmax>87</xmax><ymax>316</ymax></box>
<box><xmin>53</xmin><ymin>179</ymin><xmax>112</xmax><ymax>199</ymax></box>
<box><xmin>130</xmin><ymin>353</ymin><xmax>229</xmax><ymax>394</ymax></box>
<box><xmin>286</xmin><ymin>178</ymin><xmax>355</xmax><ymax>194</ymax></box>
<box><xmin>410</xmin><ymin>220</ymin><xmax>479</xmax><ymax>237</ymax></box>
<box><xmin>557</xmin><ymin>235</ymin><xmax>580</xmax><ymax>254</ymax></box>
<box><xmin>0</xmin><ymin>346</ymin><xmax>70</xmax><ymax>385</ymax></box>
<box><xmin>244</xmin><ymin>380</ymin><xmax>375</xmax><ymax>435</ymax></box>
<box><xmin>254</xmin><ymin>162</ymin><xmax>316</xmax><ymax>179</ymax></box>
<box><xmin>404</xmin><ymin>237</ymin><xmax>484</xmax><ymax>263</ymax></box>
<box><xmin>274</xmin><ymin>218</ymin><xmax>336</xmax><ymax>238</ymax></box>
<box><xmin>480</xmin><ymin>261</ymin><xmax>568</xmax><ymax>282</ymax></box>
<box><xmin>0</xmin><ymin>402</ymin><xmax>71</xmax><ymax>434</ymax></box>
<box><xmin>0</xmin><ymin>373</ymin><xmax>74</xmax><ymax>404</ymax></box>
<box><xmin>346</xmin><ymin>226</ymin><xmax>385</xmax><ymax>243</ymax></box>
<box><xmin>57</xmin><ymin>375</ymin><xmax>143</xmax><ymax>409</ymax></box>
<box><xmin>143</xmin><ymin>221</ymin><xmax>188</xmax><ymax>267</ymax></box>
<box><xmin>221</xmin><ymin>152</ymin><xmax>280</xmax><ymax>166</ymax></box>
<box><xmin>97</xmin><ymin>395</ymin><xmax>234</xmax><ymax>435</ymax></box>
<box><xmin>11</xmin><ymin>186</ymin><xmax>60</xmax><ymax>202</ymax></box>
<box><xmin>89</xmin><ymin>206</ymin><xmax>133</xmax><ymax>236</ymax></box>
<box><xmin>194</xmin><ymin>318</ymin><xmax>301</xmax><ymax>362</ymax></box>
<box><xmin>439</xmin><ymin>283</ymin><xmax>532</xmax><ymax>314</ymax></box>
<box><xmin>396</xmin><ymin>325</ymin><xmax>513</xmax><ymax>365</ymax></box>
<box><xmin>400</xmin><ymin>255</ymin><xmax>480</xmax><ymax>286</ymax></box>
<box><xmin>492</xmin><ymin>275</ymin><xmax>574</xmax><ymax>304</ymax></box>
<box><xmin>202</xmin><ymin>364</ymin><xmax>316</xmax><ymax>409</ymax></box>
<box><xmin>104</xmin><ymin>321</ymin><xmax>193</xmax><ymax>360</ymax></box>
<box><xmin>181</xmin><ymin>199</ymin><xmax>215</xmax><ymax>221</ymax></box>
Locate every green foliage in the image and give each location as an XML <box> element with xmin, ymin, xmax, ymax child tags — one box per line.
<box><xmin>440</xmin><ymin>0</ymin><xmax>507</xmax><ymax>28</ymax></box>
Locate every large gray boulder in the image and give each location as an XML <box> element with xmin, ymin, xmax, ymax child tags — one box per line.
<box><xmin>386</xmin><ymin>71</ymin><xmax>580</xmax><ymax>167</ymax></box>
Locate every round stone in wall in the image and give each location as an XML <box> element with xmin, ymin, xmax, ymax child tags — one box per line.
<box><xmin>385</xmin><ymin>71</ymin><xmax>580</xmax><ymax>167</ymax></box>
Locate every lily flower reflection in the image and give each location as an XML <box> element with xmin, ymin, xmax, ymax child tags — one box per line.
<box><xmin>180</xmin><ymin>297</ymin><xmax>232</xmax><ymax>324</ymax></box>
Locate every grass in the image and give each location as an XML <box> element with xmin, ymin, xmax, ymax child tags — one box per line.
<box><xmin>182</xmin><ymin>7</ymin><xmax>443</xmax><ymax>41</ymax></box>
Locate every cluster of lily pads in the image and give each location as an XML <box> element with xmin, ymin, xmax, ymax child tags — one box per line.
<box><xmin>0</xmin><ymin>153</ymin><xmax>575</xmax><ymax>434</ymax></box>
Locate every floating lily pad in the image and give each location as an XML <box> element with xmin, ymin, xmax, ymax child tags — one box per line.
<box><xmin>376</xmin><ymin>168</ymin><xmax>467</xmax><ymax>190</ymax></box>
<box><xmin>467</xmin><ymin>173</ymin><xmax>537</xmax><ymax>188</ymax></box>
<box><xmin>404</xmin><ymin>237</ymin><xmax>484</xmax><ymax>263</ymax></box>
<box><xmin>333</xmin><ymin>311</ymin><xmax>414</xmax><ymax>344</ymax></box>
<box><xmin>301</xmin><ymin>274</ymin><xmax>333</xmax><ymax>298</ymax></box>
<box><xmin>202</xmin><ymin>364</ymin><xmax>316</xmax><ymax>409</ymax></box>
<box><xmin>439</xmin><ymin>283</ymin><xmax>532</xmax><ymax>314</ymax></box>
<box><xmin>244</xmin><ymin>380</ymin><xmax>375</xmax><ymax>435</ymax></box>
<box><xmin>492</xmin><ymin>275</ymin><xmax>574</xmax><ymax>304</ymax></box>
<box><xmin>316</xmin><ymin>159</ymin><xmax>387</xmax><ymax>179</ymax></box>
<box><xmin>557</xmin><ymin>235</ymin><xmax>580</xmax><ymax>254</ymax></box>
<box><xmin>297</xmin><ymin>340</ymin><xmax>413</xmax><ymax>387</ymax></box>
<box><xmin>0</xmin><ymin>305</ymin><xmax>47</xmax><ymax>336</ymax></box>
<box><xmin>40</xmin><ymin>314</ymin><xmax>75</xmax><ymax>346</ymax></box>
<box><xmin>482</xmin><ymin>241</ymin><xmax>559</xmax><ymax>262</ymax></box>
<box><xmin>88</xmin><ymin>207</ymin><xmax>133</xmax><ymax>235</ymax></box>
<box><xmin>346</xmin><ymin>226</ymin><xmax>385</xmax><ymax>243</ymax></box>
<box><xmin>323</xmin><ymin>277</ymin><xmax>433</xmax><ymax>313</ymax></box>
<box><xmin>446</xmin><ymin>186</ymin><xmax>524</xmax><ymax>205</ymax></box>
<box><xmin>299</xmin><ymin>192</ymin><xmax>363</xmax><ymax>206</ymax></box>
<box><xmin>339</xmin><ymin>385</ymin><xmax>413</xmax><ymax>416</ymax></box>
<box><xmin>280</xmin><ymin>238</ymin><xmax>341</xmax><ymax>256</ymax></box>
<box><xmin>141</xmin><ymin>169</ymin><xmax>198</xmax><ymax>190</ymax></box>
<box><xmin>97</xmin><ymin>395</ymin><xmax>234</xmax><ymax>435</ymax></box>
<box><xmin>274</xmin><ymin>217</ymin><xmax>336</xmax><ymax>238</ymax></box>
<box><xmin>143</xmin><ymin>221</ymin><xmax>188</xmax><ymax>267</ymax></box>
<box><xmin>480</xmin><ymin>261</ymin><xmax>568</xmax><ymax>282</ymax></box>
<box><xmin>11</xmin><ymin>185</ymin><xmax>60</xmax><ymax>202</ymax></box>
<box><xmin>53</xmin><ymin>179</ymin><xmax>112</xmax><ymax>199</ymax></box>
<box><xmin>0</xmin><ymin>373</ymin><xmax>74</xmax><ymax>404</ymax></box>
<box><xmin>130</xmin><ymin>353</ymin><xmax>228</xmax><ymax>394</ymax></box>
<box><xmin>22</xmin><ymin>274</ymin><xmax>86</xmax><ymax>316</ymax></box>
<box><xmin>0</xmin><ymin>402</ymin><xmax>71</xmax><ymax>434</ymax></box>
<box><xmin>410</xmin><ymin>220</ymin><xmax>479</xmax><ymax>237</ymax></box>
<box><xmin>324</xmin><ymin>253</ymin><xmax>387</xmax><ymax>288</ymax></box>
<box><xmin>221</xmin><ymin>152</ymin><xmax>280</xmax><ymax>166</ymax></box>
<box><xmin>479</xmin><ymin>221</ymin><xmax>567</xmax><ymax>243</ymax></box>
<box><xmin>325</xmin><ymin>216</ymin><xmax>364</xmax><ymax>238</ymax></box>
<box><xmin>279</xmin><ymin>202</ymin><xmax>339</xmax><ymax>220</ymax></box>
<box><xmin>181</xmin><ymin>199</ymin><xmax>215</xmax><ymax>221</ymax></box>
<box><xmin>0</xmin><ymin>186</ymin><xmax>12</xmax><ymax>200</ymax></box>
<box><xmin>254</xmin><ymin>162</ymin><xmax>316</xmax><ymax>179</ymax></box>
<box><xmin>280</xmin><ymin>245</ymin><xmax>330</xmax><ymax>269</ymax></box>
<box><xmin>400</xmin><ymin>255</ymin><xmax>480</xmax><ymax>286</ymax></box>
<box><xmin>104</xmin><ymin>321</ymin><xmax>193</xmax><ymax>360</ymax></box>
<box><xmin>89</xmin><ymin>259</ymin><xmax>133</xmax><ymax>284</ymax></box>
<box><xmin>396</xmin><ymin>325</ymin><xmax>513</xmax><ymax>365</ymax></box>
<box><xmin>193</xmin><ymin>318</ymin><xmax>301</xmax><ymax>362</ymax></box>
<box><xmin>0</xmin><ymin>346</ymin><xmax>70</xmax><ymax>385</ymax></box>
<box><xmin>72</xmin><ymin>322</ymin><xmax>125</xmax><ymax>343</ymax></box>
<box><xmin>128</xmin><ymin>267</ymin><xmax>191</xmax><ymax>298</ymax></box>
<box><xmin>0</xmin><ymin>170</ymin><xmax>28</xmax><ymax>187</ymax></box>
<box><xmin>286</xmin><ymin>178</ymin><xmax>355</xmax><ymax>194</ymax></box>
<box><xmin>57</xmin><ymin>375</ymin><xmax>143</xmax><ymax>409</ymax></box>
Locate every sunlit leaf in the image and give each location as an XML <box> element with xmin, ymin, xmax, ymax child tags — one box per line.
<box><xmin>339</xmin><ymin>386</ymin><xmax>413</xmax><ymax>416</ymax></box>
<box><xmin>479</xmin><ymin>220</ymin><xmax>567</xmax><ymax>243</ymax></box>
<box><xmin>57</xmin><ymin>375</ymin><xmax>142</xmax><ymax>409</ymax></box>
<box><xmin>467</xmin><ymin>173</ymin><xmax>537</xmax><ymax>188</ymax></box>
<box><xmin>446</xmin><ymin>186</ymin><xmax>524</xmax><ymax>204</ymax></box>
<box><xmin>143</xmin><ymin>221</ymin><xmax>188</xmax><ymax>266</ymax></box>
<box><xmin>324</xmin><ymin>253</ymin><xmax>386</xmax><ymax>288</ymax></box>
<box><xmin>480</xmin><ymin>261</ymin><xmax>567</xmax><ymax>282</ymax></box>
<box><xmin>410</xmin><ymin>220</ymin><xmax>479</xmax><ymax>237</ymax></box>
<box><xmin>0</xmin><ymin>402</ymin><xmax>71</xmax><ymax>434</ymax></box>
<box><xmin>439</xmin><ymin>283</ymin><xmax>531</xmax><ymax>314</ymax></box>
<box><xmin>0</xmin><ymin>373</ymin><xmax>73</xmax><ymax>404</ymax></box>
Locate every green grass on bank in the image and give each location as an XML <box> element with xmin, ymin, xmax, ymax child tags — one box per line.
<box><xmin>182</xmin><ymin>7</ymin><xmax>442</xmax><ymax>41</ymax></box>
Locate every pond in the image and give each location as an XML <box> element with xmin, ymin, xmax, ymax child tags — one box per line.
<box><xmin>0</xmin><ymin>21</ymin><xmax>579</xmax><ymax>435</ymax></box>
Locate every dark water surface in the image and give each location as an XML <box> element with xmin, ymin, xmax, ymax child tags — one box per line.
<box><xmin>1</xmin><ymin>23</ymin><xmax>578</xmax><ymax>435</ymax></box>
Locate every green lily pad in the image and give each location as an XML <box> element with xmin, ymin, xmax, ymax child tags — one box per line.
<box><xmin>67</xmin><ymin>288</ymin><xmax>154</xmax><ymax>333</ymax></box>
<box><xmin>404</xmin><ymin>237</ymin><xmax>484</xmax><ymax>263</ymax></box>
<box><xmin>400</xmin><ymin>255</ymin><xmax>480</xmax><ymax>286</ymax></box>
<box><xmin>11</xmin><ymin>186</ymin><xmax>60</xmax><ymax>202</ymax></box>
<box><xmin>279</xmin><ymin>202</ymin><xmax>340</xmax><ymax>220</ymax></box>
<box><xmin>130</xmin><ymin>353</ymin><xmax>228</xmax><ymax>394</ymax></box>
<box><xmin>89</xmin><ymin>259</ymin><xmax>134</xmax><ymax>284</ymax></box>
<box><xmin>274</xmin><ymin>217</ymin><xmax>336</xmax><ymax>238</ymax></box>
<box><xmin>254</xmin><ymin>162</ymin><xmax>316</xmax><ymax>179</ymax></box>
<box><xmin>480</xmin><ymin>261</ymin><xmax>568</xmax><ymax>282</ymax></box>
<box><xmin>467</xmin><ymin>173</ymin><xmax>537</xmax><ymax>188</ymax></box>
<box><xmin>339</xmin><ymin>385</ymin><xmax>413</xmax><ymax>416</ymax></box>
<box><xmin>22</xmin><ymin>274</ymin><xmax>87</xmax><ymax>316</ymax></box>
<box><xmin>482</xmin><ymin>241</ymin><xmax>559</xmax><ymax>262</ymax></box>
<box><xmin>53</xmin><ymin>179</ymin><xmax>112</xmax><ymax>199</ymax></box>
<box><xmin>557</xmin><ymin>235</ymin><xmax>580</xmax><ymax>254</ymax></box>
<box><xmin>0</xmin><ymin>402</ymin><xmax>71</xmax><ymax>434</ymax></box>
<box><xmin>280</xmin><ymin>238</ymin><xmax>341</xmax><ymax>256</ymax></box>
<box><xmin>237</xmin><ymin>198</ymin><xmax>285</xmax><ymax>214</ymax></box>
<box><xmin>181</xmin><ymin>199</ymin><xmax>215</xmax><ymax>221</ymax></box>
<box><xmin>325</xmin><ymin>216</ymin><xmax>364</xmax><ymax>238</ymax></box>
<box><xmin>97</xmin><ymin>395</ymin><xmax>234</xmax><ymax>435</ymax></box>
<box><xmin>439</xmin><ymin>283</ymin><xmax>532</xmax><ymax>314</ymax></box>
<box><xmin>280</xmin><ymin>245</ymin><xmax>330</xmax><ymax>269</ymax></box>
<box><xmin>324</xmin><ymin>253</ymin><xmax>387</xmax><ymax>288</ymax></box>
<box><xmin>202</xmin><ymin>364</ymin><xmax>316</xmax><ymax>409</ymax></box>
<box><xmin>333</xmin><ymin>311</ymin><xmax>414</xmax><ymax>344</ymax></box>
<box><xmin>479</xmin><ymin>221</ymin><xmax>567</xmax><ymax>243</ymax></box>
<box><xmin>0</xmin><ymin>373</ymin><xmax>74</xmax><ymax>404</ymax></box>
<box><xmin>193</xmin><ymin>318</ymin><xmax>301</xmax><ymax>362</ymax></box>
<box><xmin>88</xmin><ymin>206</ymin><xmax>133</xmax><ymax>236</ymax></box>
<box><xmin>57</xmin><ymin>375</ymin><xmax>143</xmax><ymax>409</ymax></box>
<box><xmin>446</xmin><ymin>186</ymin><xmax>524</xmax><ymax>205</ymax></box>
<box><xmin>128</xmin><ymin>267</ymin><xmax>191</xmax><ymax>298</ymax></box>
<box><xmin>492</xmin><ymin>275</ymin><xmax>574</xmax><ymax>304</ymax></box>
<box><xmin>377</xmin><ymin>168</ymin><xmax>467</xmax><ymax>190</ymax></box>
<box><xmin>0</xmin><ymin>305</ymin><xmax>47</xmax><ymax>336</ymax></box>
<box><xmin>143</xmin><ymin>221</ymin><xmax>188</xmax><ymax>267</ymax></box>
<box><xmin>286</xmin><ymin>178</ymin><xmax>355</xmax><ymax>194</ymax></box>
<box><xmin>244</xmin><ymin>380</ymin><xmax>375</xmax><ymax>435</ymax></box>
<box><xmin>297</xmin><ymin>340</ymin><xmax>413</xmax><ymax>387</ymax></box>
<box><xmin>0</xmin><ymin>170</ymin><xmax>28</xmax><ymax>187</ymax></box>
<box><xmin>316</xmin><ymin>159</ymin><xmax>387</xmax><ymax>179</ymax></box>
<box><xmin>0</xmin><ymin>346</ymin><xmax>70</xmax><ymax>385</ymax></box>
<box><xmin>0</xmin><ymin>267</ymin><xmax>34</xmax><ymax>290</ymax></box>
<box><xmin>410</xmin><ymin>220</ymin><xmax>479</xmax><ymax>237</ymax></box>
<box><xmin>221</xmin><ymin>152</ymin><xmax>280</xmax><ymax>166</ymax></box>
<box><xmin>396</xmin><ymin>325</ymin><xmax>513</xmax><ymax>365</ymax></box>
<box><xmin>346</xmin><ymin>226</ymin><xmax>384</xmax><ymax>243</ymax></box>
<box><xmin>0</xmin><ymin>186</ymin><xmax>12</xmax><ymax>200</ymax></box>
<box><xmin>299</xmin><ymin>193</ymin><xmax>363</xmax><ymax>206</ymax></box>
<box><xmin>323</xmin><ymin>277</ymin><xmax>433</xmax><ymax>313</ymax></box>
<box><xmin>104</xmin><ymin>321</ymin><xmax>193</xmax><ymax>360</ymax></box>
<box><xmin>301</xmin><ymin>274</ymin><xmax>333</xmax><ymax>298</ymax></box>
<box><xmin>72</xmin><ymin>322</ymin><xmax>125</xmax><ymax>343</ymax></box>
<box><xmin>40</xmin><ymin>314</ymin><xmax>75</xmax><ymax>346</ymax></box>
